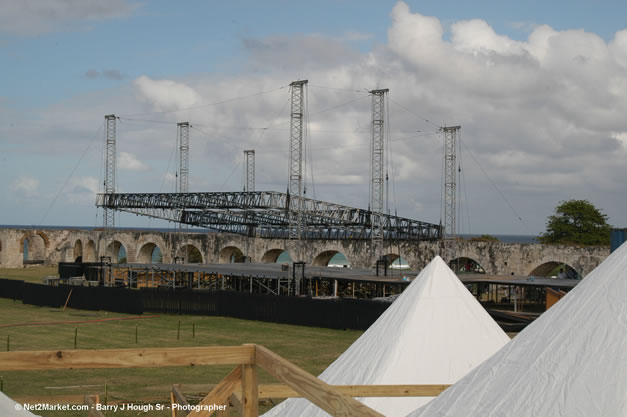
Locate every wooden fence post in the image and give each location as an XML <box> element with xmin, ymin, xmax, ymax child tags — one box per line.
<box><xmin>241</xmin><ymin>363</ymin><xmax>259</xmax><ymax>417</ymax></box>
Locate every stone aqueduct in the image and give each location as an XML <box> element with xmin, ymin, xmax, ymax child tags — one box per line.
<box><xmin>0</xmin><ymin>227</ymin><xmax>610</xmax><ymax>277</ymax></box>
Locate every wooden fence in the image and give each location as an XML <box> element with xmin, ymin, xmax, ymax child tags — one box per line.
<box><xmin>0</xmin><ymin>345</ymin><xmax>449</xmax><ymax>417</ymax></box>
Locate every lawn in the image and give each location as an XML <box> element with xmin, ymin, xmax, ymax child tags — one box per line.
<box><xmin>0</xmin><ymin>266</ymin><xmax>58</xmax><ymax>283</ymax></box>
<box><xmin>0</xmin><ymin>297</ymin><xmax>363</xmax><ymax>416</ymax></box>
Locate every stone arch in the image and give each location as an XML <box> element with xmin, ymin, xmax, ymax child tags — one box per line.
<box><xmin>84</xmin><ymin>240</ymin><xmax>97</xmax><ymax>262</ymax></box>
<box><xmin>529</xmin><ymin>261</ymin><xmax>581</xmax><ymax>280</ymax></box>
<box><xmin>312</xmin><ymin>250</ymin><xmax>350</xmax><ymax>267</ymax></box>
<box><xmin>106</xmin><ymin>240</ymin><xmax>127</xmax><ymax>263</ymax></box>
<box><xmin>261</xmin><ymin>249</ymin><xmax>292</xmax><ymax>263</ymax></box>
<box><xmin>137</xmin><ymin>242</ymin><xmax>162</xmax><ymax>264</ymax></box>
<box><xmin>449</xmin><ymin>257</ymin><xmax>486</xmax><ymax>274</ymax></box>
<box><xmin>73</xmin><ymin>240</ymin><xmax>83</xmax><ymax>263</ymax></box>
<box><xmin>383</xmin><ymin>253</ymin><xmax>400</xmax><ymax>263</ymax></box>
<box><xmin>20</xmin><ymin>233</ymin><xmax>46</xmax><ymax>262</ymax></box>
<box><xmin>219</xmin><ymin>246</ymin><xmax>245</xmax><ymax>263</ymax></box>
<box><xmin>135</xmin><ymin>235</ymin><xmax>168</xmax><ymax>262</ymax></box>
<box><xmin>176</xmin><ymin>244</ymin><xmax>204</xmax><ymax>263</ymax></box>
<box><xmin>36</xmin><ymin>231</ymin><xmax>50</xmax><ymax>248</ymax></box>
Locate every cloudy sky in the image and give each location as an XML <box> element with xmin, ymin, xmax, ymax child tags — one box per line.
<box><xmin>1</xmin><ymin>0</ymin><xmax>626</xmax><ymax>236</ymax></box>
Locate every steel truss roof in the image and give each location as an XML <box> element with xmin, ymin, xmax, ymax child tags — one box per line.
<box><xmin>96</xmin><ymin>191</ymin><xmax>442</xmax><ymax>241</ymax></box>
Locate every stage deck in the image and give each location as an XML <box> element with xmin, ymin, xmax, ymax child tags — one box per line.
<box><xmin>113</xmin><ymin>262</ymin><xmax>580</xmax><ymax>288</ymax></box>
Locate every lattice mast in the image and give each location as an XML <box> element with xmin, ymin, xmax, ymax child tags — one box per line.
<box><xmin>370</xmin><ymin>89</ymin><xmax>388</xmax><ymax>260</ymax></box>
<box><xmin>442</xmin><ymin>126</ymin><xmax>461</xmax><ymax>238</ymax></box>
<box><xmin>177</xmin><ymin>122</ymin><xmax>190</xmax><ymax>193</ymax></box>
<box><xmin>244</xmin><ymin>150</ymin><xmax>255</xmax><ymax>192</ymax></box>
<box><xmin>288</xmin><ymin>80</ymin><xmax>308</xmax><ymax>245</ymax></box>
<box><xmin>104</xmin><ymin>114</ymin><xmax>117</xmax><ymax>228</ymax></box>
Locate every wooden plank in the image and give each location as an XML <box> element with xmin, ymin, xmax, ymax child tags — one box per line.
<box><xmin>63</xmin><ymin>289</ymin><xmax>73</xmax><ymax>311</ymax></box>
<box><xmin>186</xmin><ymin>366</ymin><xmax>242</xmax><ymax>417</ymax></box>
<box><xmin>241</xmin><ymin>364</ymin><xmax>259</xmax><ymax>417</ymax></box>
<box><xmin>331</xmin><ymin>384</ymin><xmax>450</xmax><ymax>397</ymax></box>
<box><xmin>0</xmin><ymin>346</ymin><xmax>255</xmax><ymax>371</ymax></box>
<box><xmin>84</xmin><ymin>395</ymin><xmax>105</xmax><ymax>417</ymax></box>
<box><xmin>255</xmin><ymin>344</ymin><xmax>384</xmax><ymax>417</ymax></box>
<box><xmin>26</xmin><ymin>383</ymin><xmax>447</xmax><ymax>408</ymax></box>
<box><xmin>171</xmin><ymin>391</ymin><xmax>178</xmax><ymax>417</ymax></box>
<box><xmin>258</xmin><ymin>383</ymin><xmax>451</xmax><ymax>398</ymax></box>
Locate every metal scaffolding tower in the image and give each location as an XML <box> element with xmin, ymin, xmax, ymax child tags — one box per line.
<box><xmin>244</xmin><ymin>150</ymin><xmax>255</xmax><ymax>192</ymax></box>
<box><xmin>288</xmin><ymin>80</ymin><xmax>308</xmax><ymax>244</ymax></box>
<box><xmin>177</xmin><ymin>122</ymin><xmax>190</xmax><ymax>193</ymax></box>
<box><xmin>370</xmin><ymin>89</ymin><xmax>388</xmax><ymax>260</ymax></box>
<box><xmin>104</xmin><ymin>114</ymin><xmax>117</xmax><ymax>228</ymax></box>
<box><xmin>442</xmin><ymin>125</ymin><xmax>461</xmax><ymax>238</ymax></box>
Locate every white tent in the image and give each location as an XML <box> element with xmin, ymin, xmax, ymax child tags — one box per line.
<box><xmin>0</xmin><ymin>393</ymin><xmax>39</xmax><ymax>417</ymax></box>
<box><xmin>409</xmin><ymin>242</ymin><xmax>627</xmax><ymax>417</ymax></box>
<box><xmin>263</xmin><ymin>256</ymin><xmax>510</xmax><ymax>417</ymax></box>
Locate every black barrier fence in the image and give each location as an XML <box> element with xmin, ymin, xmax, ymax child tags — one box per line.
<box><xmin>0</xmin><ymin>277</ymin><xmax>390</xmax><ymax>330</ymax></box>
<box><xmin>0</xmin><ymin>278</ymin><xmax>25</xmax><ymax>300</ymax></box>
<box><xmin>21</xmin><ymin>282</ymin><xmax>69</xmax><ymax>308</ymax></box>
<box><xmin>141</xmin><ymin>289</ymin><xmax>390</xmax><ymax>330</ymax></box>
<box><xmin>8</xmin><ymin>282</ymin><xmax>143</xmax><ymax>314</ymax></box>
<box><xmin>0</xmin><ymin>277</ymin><xmax>528</xmax><ymax>331</ymax></box>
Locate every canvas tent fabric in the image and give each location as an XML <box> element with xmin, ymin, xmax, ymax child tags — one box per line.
<box><xmin>263</xmin><ymin>256</ymin><xmax>510</xmax><ymax>417</ymax></box>
<box><xmin>408</xmin><ymin>242</ymin><xmax>627</xmax><ymax>417</ymax></box>
<box><xmin>0</xmin><ymin>392</ymin><xmax>40</xmax><ymax>417</ymax></box>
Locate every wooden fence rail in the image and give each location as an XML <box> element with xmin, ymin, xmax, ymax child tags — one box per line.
<box><xmin>0</xmin><ymin>345</ymin><xmax>449</xmax><ymax>417</ymax></box>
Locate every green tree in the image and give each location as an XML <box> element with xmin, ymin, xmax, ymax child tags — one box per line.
<box><xmin>539</xmin><ymin>200</ymin><xmax>611</xmax><ymax>246</ymax></box>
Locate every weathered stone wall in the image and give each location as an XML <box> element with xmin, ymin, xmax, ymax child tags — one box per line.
<box><xmin>0</xmin><ymin>227</ymin><xmax>610</xmax><ymax>277</ymax></box>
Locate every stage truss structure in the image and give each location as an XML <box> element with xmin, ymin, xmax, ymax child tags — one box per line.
<box><xmin>96</xmin><ymin>191</ymin><xmax>442</xmax><ymax>241</ymax></box>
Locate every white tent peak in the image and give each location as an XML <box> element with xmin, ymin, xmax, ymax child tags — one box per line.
<box><xmin>408</xmin><ymin>242</ymin><xmax>627</xmax><ymax>417</ymax></box>
<box><xmin>0</xmin><ymin>392</ymin><xmax>39</xmax><ymax>417</ymax></box>
<box><xmin>263</xmin><ymin>256</ymin><xmax>510</xmax><ymax>417</ymax></box>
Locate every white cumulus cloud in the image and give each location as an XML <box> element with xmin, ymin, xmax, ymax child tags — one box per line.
<box><xmin>119</xmin><ymin>151</ymin><xmax>149</xmax><ymax>171</ymax></box>
<box><xmin>11</xmin><ymin>176</ymin><xmax>40</xmax><ymax>198</ymax></box>
<box><xmin>66</xmin><ymin>176</ymin><xmax>99</xmax><ymax>203</ymax></box>
<box><xmin>134</xmin><ymin>75</ymin><xmax>202</xmax><ymax>112</ymax></box>
<box><xmin>451</xmin><ymin>19</ymin><xmax>527</xmax><ymax>56</ymax></box>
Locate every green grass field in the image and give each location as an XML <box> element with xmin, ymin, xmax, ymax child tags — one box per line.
<box><xmin>0</xmin><ymin>266</ymin><xmax>58</xmax><ymax>283</ymax></box>
<box><xmin>0</xmin><ymin>268</ymin><xmax>364</xmax><ymax>417</ymax></box>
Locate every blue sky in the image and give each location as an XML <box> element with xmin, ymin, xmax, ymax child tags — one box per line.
<box><xmin>2</xmin><ymin>0</ymin><xmax>627</xmax><ymax>235</ymax></box>
<box><xmin>4</xmin><ymin>1</ymin><xmax>627</xmax><ymax>109</ymax></box>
